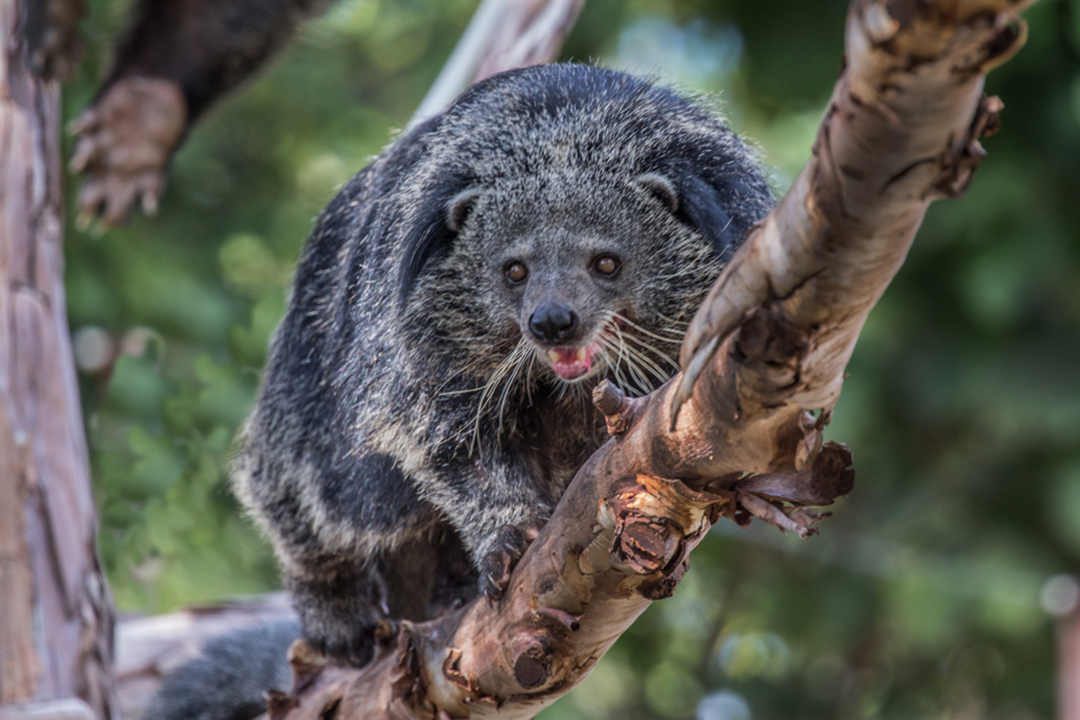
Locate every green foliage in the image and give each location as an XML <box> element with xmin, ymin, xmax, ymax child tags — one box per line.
<box><xmin>64</xmin><ymin>0</ymin><xmax>1080</xmax><ymax>717</ymax></box>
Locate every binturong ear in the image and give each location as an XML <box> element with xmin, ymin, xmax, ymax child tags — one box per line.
<box><xmin>673</xmin><ymin>173</ymin><xmax>737</xmax><ymax>259</ymax></box>
<box><xmin>637</xmin><ymin>170</ymin><xmax>738</xmax><ymax>258</ymax></box>
<box><xmin>399</xmin><ymin>175</ymin><xmax>476</xmax><ymax>303</ymax></box>
<box><xmin>447</xmin><ymin>188</ymin><xmax>482</xmax><ymax>232</ymax></box>
<box><xmin>636</xmin><ymin>173</ymin><xmax>679</xmax><ymax>213</ymax></box>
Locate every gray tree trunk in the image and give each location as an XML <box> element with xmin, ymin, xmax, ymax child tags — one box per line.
<box><xmin>0</xmin><ymin>1</ymin><xmax>117</xmax><ymax>717</ymax></box>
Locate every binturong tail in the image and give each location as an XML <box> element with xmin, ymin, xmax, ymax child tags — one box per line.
<box><xmin>142</xmin><ymin>619</ymin><xmax>300</xmax><ymax>720</ymax></box>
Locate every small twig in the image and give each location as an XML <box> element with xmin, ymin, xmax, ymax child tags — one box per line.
<box><xmin>532</xmin><ymin>606</ymin><xmax>582</xmax><ymax>632</ymax></box>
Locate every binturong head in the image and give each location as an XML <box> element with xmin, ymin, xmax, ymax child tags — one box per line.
<box><xmin>394</xmin><ymin>64</ymin><xmax>774</xmax><ymax>398</ymax></box>
<box><xmin>443</xmin><ymin>171</ymin><xmax>714</xmax><ymax>386</ymax></box>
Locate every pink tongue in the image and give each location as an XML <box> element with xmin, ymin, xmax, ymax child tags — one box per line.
<box><xmin>551</xmin><ymin>347</ymin><xmax>592</xmax><ymax>380</ymax></box>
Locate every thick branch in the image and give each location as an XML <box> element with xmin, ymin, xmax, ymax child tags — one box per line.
<box><xmin>273</xmin><ymin>1</ymin><xmax>1034</xmax><ymax>718</ymax></box>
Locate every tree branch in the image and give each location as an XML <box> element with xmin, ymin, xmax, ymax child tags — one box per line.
<box><xmin>270</xmin><ymin>1</ymin><xmax>1035</xmax><ymax>718</ymax></box>
<box><xmin>408</xmin><ymin>0</ymin><xmax>586</xmax><ymax>129</ymax></box>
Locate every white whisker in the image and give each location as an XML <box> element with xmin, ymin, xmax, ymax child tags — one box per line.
<box><xmin>523</xmin><ymin>351</ymin><xmax>536</xmax><ymax>407</ymax></box>
<box><xmin>469</xmin><ymin>339</ymin><xmax>529</xmax><ymax>452</ymax></box>
<box><xmin>613</xmin><ymin>326</ymin><xmax>673</xmax><ymax>383</ymax></box>
<box><xmin>619</xmin><ymin>331</ymin><xmax>680</xmax><ymax>373</ymax></box>
<box><xmin>495</xmin><ymin>342</ymin><xmax>530</xmax><ymax>440</ymax></box>
<box><xmin>613</xmin><ymin>312</ymin><xmax>685</xmax><ymax>344</ymax></box>
<box><xmin>623</xmin><ymin>356</ymin><xmax>652</xmax><ymax>393</ymax></box>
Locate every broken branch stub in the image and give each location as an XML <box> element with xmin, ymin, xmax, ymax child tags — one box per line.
<box><xmin>270</xmin><ymin>1</ymin><xmax>1034</xmax><ymax>718</ymax></box>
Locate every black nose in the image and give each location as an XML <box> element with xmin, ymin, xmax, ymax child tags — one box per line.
<box><xmin>529</xmin><ymin>301</ymin><xmax>579</xmax><ymax>343</ymax></box>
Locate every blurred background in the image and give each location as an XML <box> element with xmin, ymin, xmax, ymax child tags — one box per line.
<box><xmin>62</xmin><ymin>0</ymin><xmax>1080</xmax><ymax>718</ymax></box>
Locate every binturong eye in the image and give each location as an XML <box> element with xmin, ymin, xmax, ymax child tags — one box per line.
<box><xmin>591</xmin><ymin>255</ymin><xmax>621</xmax><ymax>278</ymax></box>
<box><xmin>505</xmin><ymin>261</ymin><xmax>529</xmax><ymax>285</ymax></box>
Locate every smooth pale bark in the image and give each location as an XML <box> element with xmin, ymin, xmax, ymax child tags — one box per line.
<box><xmin>262</xmin><ymin>1</ymin><xmax>1035</xmax><ymax>719</ymax></box>
<box><xmin>408</xmin><ymin>0</ymin><xmax>586</xmax><ymax>130</ymax></box>
<box><xmin>0</xmin><ymin>1</ymin><xmax>117</xmax><ymax>718</ymax></box>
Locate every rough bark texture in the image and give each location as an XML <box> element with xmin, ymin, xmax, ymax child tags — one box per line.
<box><xmin>0</xmin><ymin>2</ymin><xmax>117</xmax><ymax>718</ymax></box>
<box><xmin>263</xmin><ymin>1</ymin><xmax>1035</xmax><ymax>718</ymax></box>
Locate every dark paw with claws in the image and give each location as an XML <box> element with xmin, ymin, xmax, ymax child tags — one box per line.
<box><xmin>479</xmin><ymin>524</ymin><xmax>541</xmax><ymax>603</ymax></box>
<box><xmin>304</xmin><ymin>627</ymin><xmax>376</xmax><ymax>669</ymax></box>
<box><xmin>289</xmin><ymin>568</ymin><xmax>391</xmax><ymax>668</ymax></box>
<box><xmin>69</xmin><ymin>77</ymin><xmax>187</xmax><ymax>228</ymax></box>
<box><xmin>300</xmin><ymin>611</ymin><xmax>398</xmax><ymax>668</ymax></box>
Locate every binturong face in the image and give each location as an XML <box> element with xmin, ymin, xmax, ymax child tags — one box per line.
<box><xmin>435</xmin><ymin>169</ymin><xmax>724</xmax><ymax>397</ymax></box>
<box><xmin>393</xmin><ymin>67</ymin><xmax>773</xmax><ymax>412</ymax></box>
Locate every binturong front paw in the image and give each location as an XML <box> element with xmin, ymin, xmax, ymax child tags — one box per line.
<box><xmin>303</xmin><ymin>626</ymin><xmax>377</xmax><ymax>668</ymax></box>
<box><xmin>298</xmin><ymin>607</ymin><xmax>390</xmax><ymax>668</ymax></box>
<box><xmin>290</xmin><ymin>573</ymin><xmax>389</xmax><ymax>668</ymax></box>
<box><xmin>478</xmin><ymin>523</ymin><xmax>543</xmax><ymax>603</ymax></box>
<box><xmin>69</xmin><ymin>77</ymin><xmax>187</xmax><ymax>228</ymax></box>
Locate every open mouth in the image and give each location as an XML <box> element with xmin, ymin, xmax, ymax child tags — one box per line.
<box><xmin>539</xmin><ymin>316</ymin><xmax>626</xmax><ymax>382</ymax></box>
<box><xmin>547</xmin><ymin>345</ymin><xmax>598</xmax><ymax>381</ymax></box>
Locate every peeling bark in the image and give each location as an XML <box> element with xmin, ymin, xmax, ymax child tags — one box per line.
<box><xmin>263</xmin><ymin>1</ymin><xmax>1035</xmax><ymax>718</ymax></box>
<box><xmin>0</xmin><ymin>2</ymin><xmax>116</xmax><ymax>717</ymax></box>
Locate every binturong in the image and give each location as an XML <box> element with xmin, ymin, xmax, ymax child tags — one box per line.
<box><xmin>227</xmin><ymin>63</ymin><xmax>774</xmax><ymax>672</ymax></box>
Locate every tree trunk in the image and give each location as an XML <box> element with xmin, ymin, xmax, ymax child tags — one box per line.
<box><xmin>1060</xmin><ymin>605</ymin><xmax>1080</xmax><ymax>720</ymax></box>
<box><xmin>0</xmin><ymin>2</ymin><xmax>117</xmax><ymax>718</ymax></box>
<box><xmin>262</xmin><ymin>1</ymin><xmax>1035</xmax><ymax>718</ymax></box>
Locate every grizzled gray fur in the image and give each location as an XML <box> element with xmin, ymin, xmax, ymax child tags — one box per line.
<box><xmin>232</xmin><ymin>63</ymin><xmax>774</xmax><ymax>666</ymax></box>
